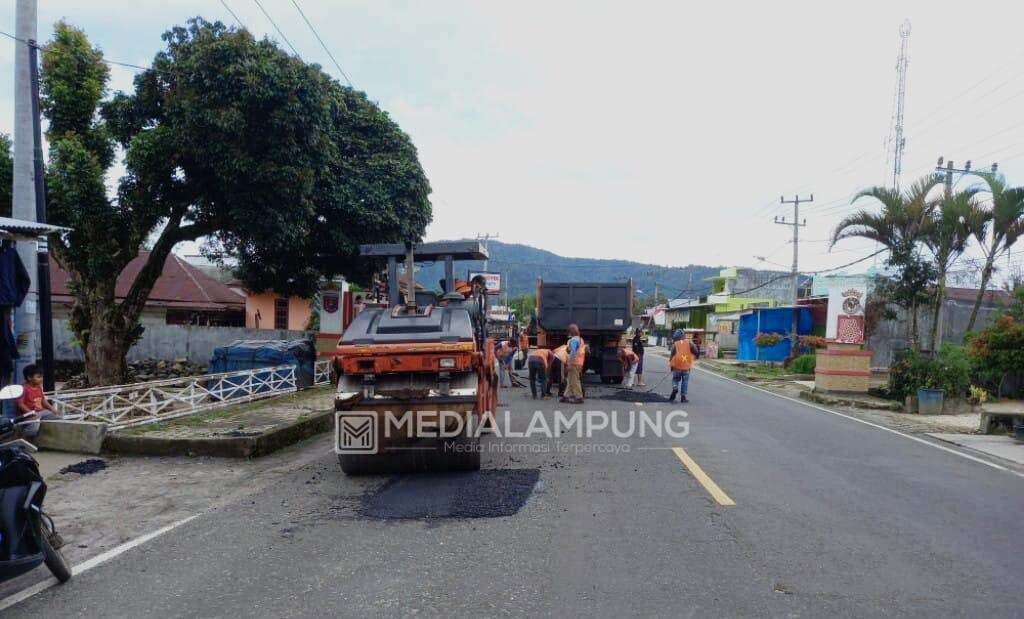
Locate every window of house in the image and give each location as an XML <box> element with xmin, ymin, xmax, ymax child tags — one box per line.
<box><xmin>274</xmin><ymin>298</ymin><xmax>289</xmax><ymax>330</ymax></box>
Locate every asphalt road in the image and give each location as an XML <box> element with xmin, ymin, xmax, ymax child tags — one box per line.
<box><xmin>6</xmin><ymin>352</ymin><xmax>1024</xmax><ymax>617</ymax></box>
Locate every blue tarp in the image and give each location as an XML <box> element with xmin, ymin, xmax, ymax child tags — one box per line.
<box><xmin>737</xmin><ymin>308</ymin><xmax>813</xmax><ymax>362</ymax></box>
<box><xmin>208</xmin><ymin>339</ymin><xmax>316</xmax><ymax>397</ymax></box>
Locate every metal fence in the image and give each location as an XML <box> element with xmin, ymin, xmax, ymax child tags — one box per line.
<box><xmin>51</xmin><ymin>362</ymin><xmax>332</xmax><ymax>430</ymax></box>
<box><xmin>314</xmin><ymin>359</ymin><xmax>332</xmax><ymax>386</ymax></box>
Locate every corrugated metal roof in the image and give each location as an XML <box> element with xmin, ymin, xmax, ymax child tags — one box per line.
<box><xmin>0</xmin><ymin>216</ymin><xmax>70</xmax><ymax>236</ymax></box>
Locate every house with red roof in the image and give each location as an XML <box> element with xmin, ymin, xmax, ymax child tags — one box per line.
<box><xmin>50</xmin><ymin>252</ymin><xmax>246</xmax><ymax>327</ymax></box>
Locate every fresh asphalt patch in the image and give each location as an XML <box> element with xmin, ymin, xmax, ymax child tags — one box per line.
<box><xmin>595</xmin><ymin>389</ymin><xmax>670</xmax><ymax>403</ymax></box>
<box><xmin>358</xmin><ymin>469</ymin><xmax>542</xmax><ymax>520</ymax></box>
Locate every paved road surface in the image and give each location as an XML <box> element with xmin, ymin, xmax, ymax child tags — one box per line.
<box><xmin>6</xmin><ymin>353</ymin><xmax>1023</xmax><ymax>617</ymax></box>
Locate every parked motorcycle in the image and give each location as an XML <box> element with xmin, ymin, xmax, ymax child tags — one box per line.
<box><xmin>0</xmin><ymin>384</ymin><xmax>71</xmax><ymax>584</ymax></box>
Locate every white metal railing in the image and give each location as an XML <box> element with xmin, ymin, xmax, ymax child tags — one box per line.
<box><xmin>51</xmin><ymin>364</ymin><xmax>299</xmax><ymax>430</ymax></box>
<box><xmin>314</xmin><ymin>359</ymin><xmax>332</xmax><ymax>386</ymax></box>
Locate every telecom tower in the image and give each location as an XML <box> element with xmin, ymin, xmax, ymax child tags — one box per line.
<box><xmin>891</xmin><ymin>19</ymin><xmax>911</xmax><ymax>190</ymax></box>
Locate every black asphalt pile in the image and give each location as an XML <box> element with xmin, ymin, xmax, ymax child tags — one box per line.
<box><xmin>359</xmin><ymin>468</ymin><xmax>541</xmax><ymax>520</ymax></box>
<box><xmin>59</xmin><ymin>459</ymin><xmax>108</xmax><ymax>475</ymax></box>
<box><xmin>596</xmin><ymin>389</ymin><xmax>670</xmax><ymax>403</ymax></box>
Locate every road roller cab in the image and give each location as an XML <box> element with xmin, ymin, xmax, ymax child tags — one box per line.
<box><xmin>334</xmin><ymin>241</ymin><xmax>497</xmax><ymax>474</ymax></box>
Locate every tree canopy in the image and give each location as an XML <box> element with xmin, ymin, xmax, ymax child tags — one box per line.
<box><xmin>41</xmin><ymin>18</ymin><xmax>432</xmax><ymax>384</ymax></box>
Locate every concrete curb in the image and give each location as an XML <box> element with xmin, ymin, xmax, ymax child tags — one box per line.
<box><xmin>102</xmin><ymin>408</ymin><xmax>335</xmax><ymax>458</ymax></box>
<box><xmin>798</xmin><ymin>390</ymin><xmax>902</xmax><ymax>411</ymax></box>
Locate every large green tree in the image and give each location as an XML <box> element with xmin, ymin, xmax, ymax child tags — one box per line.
<box><xmin>43</xmin><ymin>19</ymin><xmax>431</xmax><ymax>385</ymax></box>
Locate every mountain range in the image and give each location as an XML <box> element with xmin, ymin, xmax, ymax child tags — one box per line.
<box><xmin>419</xmin><ymin>240</ymin><xmax>724</xmax><ymax>299</ymax></box>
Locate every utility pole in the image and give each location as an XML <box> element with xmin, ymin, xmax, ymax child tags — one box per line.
<box><xmin>12</xmin><ymin>0</ymin><xmax>39</xmax><ymax>387</ymax></box>
<box><xmin>476</xmin><ymin>232</ymin><xmax>499</xmax><ymax>272</ymax></box>
<box><xmin>28</xmin><ymin>37</ymin><xmax>54</xmax><ymax>390</ymax></box>
<box><xmin>776</xmin><ymin>194</ymin><xmax>811</xmax><ymax>357</ymax></box>
<box><xmin>935</xmin><ymin>157</ymin><xmax>997</xmax><ymax>192</ymax></box>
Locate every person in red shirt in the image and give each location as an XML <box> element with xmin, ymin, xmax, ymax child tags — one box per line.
<box><xmin>15</xmin><ymin>364</ymin><xmax>58</xmax><ymax>437</ymax></box>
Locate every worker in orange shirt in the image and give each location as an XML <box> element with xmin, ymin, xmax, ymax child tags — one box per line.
<box><xmin>519</xmin><ymin>328</ymin><xmax>529</xmax><ymax>354</ymax></box>
<box><xmin>527</xmin><ymin>348</ymin><xmax>553</xmax><ymax>399</ymax></box>
<box><xmin>562</xmin><ymin>324</ymin><xmax>586</xmax><ymax>404</ymax></box>
<box><xmin>549</xmin><ymin>344</ymin><xmax>569</xmax><ymax>398</ymax></box>
<box><xmin>618</xmin><ymin>348</ymin><xmax>640</xmax><ymax>389</ymax></box>
<box><xmin>669</xmin><ymin>329</ymin><xmax>699</xmax><ymax>402</ymax></box>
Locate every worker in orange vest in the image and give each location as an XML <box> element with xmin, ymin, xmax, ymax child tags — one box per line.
<box><xmin>562</xmin><ymin>323</ymin><xmax>586</xmax><ymax>404</ymax></box>
<box><xmin>550</xmin><ymin>344</ymin><xmax>569</xmax><ymax>398</ymax></box>
<box><xmin>618</xmin><ymin>348</ymin><xmax>640</xmax><ymax>389</ymax></box>
<box><xmin>669</xmin><ymin>329</ymin><xmax>699</xmax><ymax>402</ymax></box>
<box><xmin>527</xmin><ymin>348</ymin><xmax>553</xmax><ymax>399</ymax></box>
<box><xmin>519</xmin><ymin>328</ymin><xmax>529</xmax><ymax>354</ymax></box>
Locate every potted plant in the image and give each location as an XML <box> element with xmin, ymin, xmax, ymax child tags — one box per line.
<box><xmin>917</xmin><ymin>379</ymin><xmax>944</xmax><ymax>415</ymax></box>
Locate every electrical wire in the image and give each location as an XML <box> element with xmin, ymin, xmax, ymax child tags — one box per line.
<box><xmin>252</xmin><ymin>0</ymin><xmax>300</xmax><ymax>57</ymax></box>
<box><xmin>289</xmin><ymin>0</ymin><xmax>353</xmax><ymax>87</ymax></box>
<box><xmin>220</xmin><ymin>0</ymin><xmax>247</xmax><ymax>29</ymax></box>
<box><xmin>0</xmin><ymin>29</ymin><xmax>159</xmax><ymax>73</ymax></box>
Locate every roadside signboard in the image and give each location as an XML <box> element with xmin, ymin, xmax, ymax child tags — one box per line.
<box><xmin>469</xmin><ymin>271</ymin><xmax>502</xmax><ymax>295</ymax></box>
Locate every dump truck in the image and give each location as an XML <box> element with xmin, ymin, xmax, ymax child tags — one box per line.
<box><xmin>535</xmin><ymin>279</ymin><xmax>634</xmax><ymax>383</ymax></box>
<box><xmin>333</xmin><ymin>241</ymin><xmax>497</xmax><ymax>475</ymax></box>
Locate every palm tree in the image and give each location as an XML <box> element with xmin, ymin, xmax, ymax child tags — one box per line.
<box><xmin>964</xmin><ymin>172</ymin><xmax>1024</xmax><ymax>333</ymax></box>
<box><xmin>921</xmin><ymin>189</ymin><xmax>986</xmax><ymax>351</ymax></box>
<box><xmin>831</xmin><ymin>176</ymin><xmax>941</xmax><ymax>349</ymax></box>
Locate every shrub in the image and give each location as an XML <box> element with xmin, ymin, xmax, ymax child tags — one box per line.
<box><xmin>928</xmin><ymin>344</ymin><xmax>971</xmax><ymax>397</ymax></box>
<box><xmin>967</xmin><ymin>314</ymin><xmax>1024</xmax><ymax>397</ymax></box>
<box><xmin>789</xmin><ymin>353</ymin><xmax>816</xmax><ymax>374</ymax></box>
<box><xmin>888</xmin><ymin>345</ymin><xmax>972</xmax><ymax>401</ymax></box>
<box><xmin>968</xmin><ymin>385</ymin><xmax>988</xmax><ymax>405</ymax></box>
<box><xmin>888</xmin><ymin>350</ymin><xmax>930</xmax><ymax>401</ymax></box>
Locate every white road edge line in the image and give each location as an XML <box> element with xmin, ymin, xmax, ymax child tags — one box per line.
<box><xmin>693</xmin><ymin>366</ymin><xmax>1011</xmax><ymax>473</ymax></box>
<box><xmin>0</xmin><ymin>514</ymin><xmax>201</xmax><ymax>613</ymax></box>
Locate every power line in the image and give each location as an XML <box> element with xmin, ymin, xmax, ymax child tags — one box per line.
<box><xmin>289</xmin><ymin>0</ymin><xmax>353</xmax><ymax>87</ymax></box>
<box><xmin>0</xmin><ymin>29</ymin><xmax>159</xmax><ymax>73</ymax></box>
<box><xmin>252</xmin><ymin>0</ymin><xmax>300</xmax><ymax>57</ymax></box>
<box><xmin>219</xmin><ymin>0</ymin><xmax>247</xmax><ymax>29</ymax></box>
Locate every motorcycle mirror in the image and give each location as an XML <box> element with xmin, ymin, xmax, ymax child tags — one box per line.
<box><xmin>0</xmin><ymin>384</ymin><xmax>24</xmax><ymax>400</ymax></box>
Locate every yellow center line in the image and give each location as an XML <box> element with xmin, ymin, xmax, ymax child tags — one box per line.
<box><xmin>672</xmin><ymin>447</ymin><xmax>736</xmax><ymax>506</ymax></box>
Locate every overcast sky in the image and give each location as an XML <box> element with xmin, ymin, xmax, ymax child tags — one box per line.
<box><xmin>2</xmin><ymin>1</ymin><xmax>1023</xmax><ymax>282</ymax></box>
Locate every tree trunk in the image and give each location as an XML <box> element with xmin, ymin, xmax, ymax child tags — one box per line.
<box><xmin>909</xmin><ymin>300</ymin><xmax>919</xmax><ymax>352</ymax></box>
<box><xmin>965</xmin><ymin>259</ymin><xmax>995</xmax><ymax>335</ymax></box>
<box><xmin>81</xmin><ymin>282</ymin><xmax>131</xmax><ymax>386</ymax></box>
<box><xmin>929</xmin><ymin>273</ymin><xmax>946</xmax><ymax>354</ymax></box>
<box><xmin>84</xmin><ymin>313</ymin><xmax>130</xmax><ymax>386</ymax></box>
